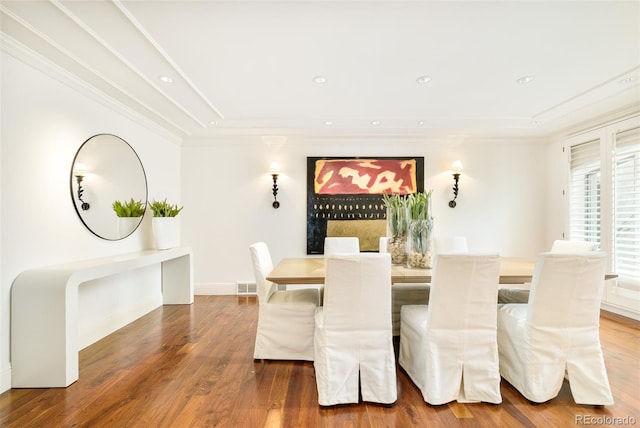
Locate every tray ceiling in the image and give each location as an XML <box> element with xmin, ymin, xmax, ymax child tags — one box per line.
<box><xmin>1</xmin><ymin>0</ymin><xmax>639</xmax><ymax>140</ymax></box>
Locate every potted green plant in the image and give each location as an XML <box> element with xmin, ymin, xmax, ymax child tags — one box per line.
<box><xmin>112</xmin><ymin>198</ymin><xmax>146</xmax><ymax>217</ymax></box>
<box><xmin>112</xmin><ymin>198</ymin><xmax>146</xmax><ymax>237</ymax></box>
<box><xmin>149</xmin><ymin>199</ymin><xmax>183</xmax><ymax>250</ymax></box>
<box><xmin>149</xmin><ymin>199</ymin><xmax>183</xmax><ymax>218</ymax></box>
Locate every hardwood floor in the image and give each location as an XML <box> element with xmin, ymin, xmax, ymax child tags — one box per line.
<box><xmin>1</xmin><ymin>296</ymin><xmax>638</xmax><ymax>427</ymax></box>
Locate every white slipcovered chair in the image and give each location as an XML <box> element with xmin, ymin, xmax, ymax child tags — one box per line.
<box><xmin>399</xmin><ymin>254</ymin><xmax>502</xmax><ymax>405</ymax></box>
<box><xmin>249</xmin><ymin>242</ymin><xmax>320</xmax><ymax>361</ymax></box>
<box><xmin>314</xmin><ymin>253</ymin><xmax>397</xmax><ymax>406</ymax></box>
<box><xmin>390</xmin><ymin>236</ymin><xmax>469</xmax><ymax>336</ymax></box>
<box><xmin>379</xmin><ymin>236</ymin><xmax>388</xmax><ymax>253</ymax></box>
<box><xmin>499</xmin><ymin>239</ymin><xmax>598</xmax><ymax>304</ymax></box>
<box><xmin>497</xmin><ymin>252</ymin><xmax>613</xmax><ymax>405</ymax></box>
<box><xmin>324</xmin><ymin>237</ymin><xmax>360</xmax><ymax>255</ymax></box>
<box><xmin>550</xmin><ymin>239</ymin><xmax>598</xmax><ymax>253</ymax></box>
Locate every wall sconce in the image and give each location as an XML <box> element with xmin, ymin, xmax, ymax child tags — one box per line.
<box><xmin>269</xmin><ymin>161</ymin><xmax>280</xmax><ymax>209</ymax></box>
<box><xmin>74</xmin><ymin>163</ymin><xmax>90</xmax><ymax>211</ymax></box>
<box><xmin>448</xmin><ymin>161</ymin><xmax>463</xmax><ymax>208</ymax></box>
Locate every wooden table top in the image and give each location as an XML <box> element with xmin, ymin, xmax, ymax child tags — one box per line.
<box><xmin>266</xmin><ymin>256</ymin><xmax>541</xmax><ymax>285</ymax></box>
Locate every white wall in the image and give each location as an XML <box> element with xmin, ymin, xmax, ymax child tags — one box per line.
<box><xmin>545</xmin><ymin>138</ymin><xmax>568</xmax><ymax>241</ymax></box>
<box><xmin>181</xmin><ymin>136</ymin><xmax>551</xmax><ymax>292</ymax></box>
<box><xmin>0</xmin><ymin>52</ymin><xmax>181</xmax><ymax>392</ymax></box>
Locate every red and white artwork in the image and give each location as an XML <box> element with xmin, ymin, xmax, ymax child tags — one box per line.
<box><xmin>314</xmin><ymin>159</ymin><xmax>417</xmax><ymax>195</ymax></box>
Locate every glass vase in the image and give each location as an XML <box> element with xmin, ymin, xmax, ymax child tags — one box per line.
<box><xmin>406</xmin><ymin>218</ymin><xmax>434</xmax><ymax>269</ymax></box>
<box><xmin>386</xmin><ymin>204</ymin><xmax>409</xmax><ymax>265</ymax></box>
<box><xmin>387</xmin><ymin>235</ymin><xmax>408</xmax><ymax>265</ymax></box>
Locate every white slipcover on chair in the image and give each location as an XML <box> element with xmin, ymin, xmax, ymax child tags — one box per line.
<box><xmin>497</xmin><ymin>252</ymin><xmax>613</xmax><ymax>405</ymax></box>
<box><xmin>399</xmin><ymin>254</ymin><xmax>502</xmax><ymax>405</ymax></box>
<box><xmin>550</xmin><ymin>239</ymin><xmax>598</xmax><ymax>253</ymax></box>
<box><xmin>379</xmin><ymin>236</ymin><xmax>388</xmax><ymax>253</ymax></box>
<box><xmin>498</xmin><ymin>239</ymin><xmax>598</xmax><ymax>304</ymax></box>
<box><xmin>314</xmin><ymin>253</ymin><xmax>397</xmax><ymax>406</ymax></box>
<box><xmin>390</xmin><ymin>236</ymin><xmax>469</xmax><ymax>336</ymax></box>
<box><xmin>249</xmin><ymin>242</ymin><xmax>320</xmax><ymax>361</ymax></box>
<box><xmin>324</xmin><ymin>237</ymin><xmax>360</xmax><ymax>255</ymax></box>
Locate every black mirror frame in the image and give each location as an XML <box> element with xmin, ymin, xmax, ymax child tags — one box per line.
<box><xmin>70</xmin><ymin>134</ymin><xmax>148</xmax><ymax>241</ymax></box>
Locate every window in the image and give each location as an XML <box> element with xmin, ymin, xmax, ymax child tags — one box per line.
<box><xmin>567</xmin><ymin>117</ymin><xmax>640</xmax><ymax>291</ymax></box>
<box><xmin>569</xmin><ymin>139</ymin><xmax>601</xmax><ymax>244</ymax></box>
<box><xmin>613</xmin><ymin>127</ymin><xmax>640</xmax><ymax>288</ymax></box>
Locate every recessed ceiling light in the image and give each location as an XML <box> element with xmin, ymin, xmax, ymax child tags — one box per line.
<box><xmin>209</xmin><ymin>120</ymin><xmax>217</xmax><ymax>126</ymax></box>
<box><xmin>159</xmin><ymin>75</ymin><xmax>174</xmax><ymax>83</ymax></box>
<box><xmin>313</xmin><ymin>76</ymin><xmax>328</xmax><ymax>84</ymax></box>
<box><xmin>418</xmin><ymin>121</ymin><xmax>426</xmax><ymax>125</ymax></box>
<box><xmin>371</xmin><ymin>121</ymin><xmax>381</xmax><ymax>126</ymax></box>
<box><xmin>516</xmin><ymin>75</ymin><xmax>534</xmax><ymax>84</ymax></box>
<box><xmin>324</xmin><ymin>121</ymin><xmax>333</xmax><ymax>126</ymax></box>
<box><xmin>416</xmin><ymin>75</ymin><xmax>432</xmax><ymax>84</ymax></box>
<box><xmin>619</xmin><ymin>76</ymin><xmax>637</xmax><ymax>84</ymax></box>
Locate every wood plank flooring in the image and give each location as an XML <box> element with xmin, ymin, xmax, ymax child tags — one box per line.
<box><xmin>1</xmin><ymin>295</ymin><xmax>638</xmax><ymax>427</ymax></box>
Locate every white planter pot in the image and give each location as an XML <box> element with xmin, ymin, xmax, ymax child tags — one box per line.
<box><xmin>117</xmin><ymin>217</ymin><xmax>142</xmax><ymax>238</ymax></box>
<box><xmin>152</xmin><ymin>217</ymin><xmax>179</xmax><ymax>250</ymax></box>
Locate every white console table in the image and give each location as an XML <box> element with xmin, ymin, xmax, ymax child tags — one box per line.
<box><xmin>11</xmin><ymin>247</ymin><xmax>193</xmax><ymax>388</ymax></box>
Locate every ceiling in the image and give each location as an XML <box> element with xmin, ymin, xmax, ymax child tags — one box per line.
<box><xmin>1</xmin><ymin>0</ymin><xmax>639</xmax><ymax>141</ymax></box>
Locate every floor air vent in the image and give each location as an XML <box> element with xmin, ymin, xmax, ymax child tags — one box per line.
<box><xmin>236</xmin><ymin>281</ymin><xmax>257</xmax><ymax>295</ymax></box>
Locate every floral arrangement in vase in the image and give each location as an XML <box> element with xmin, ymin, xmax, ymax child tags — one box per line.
<box><xmin>382</xmin><ymin>193</ymin><xmax>410</xmax><ymax>264</ymax></box>
<box><xmin>406</xmin><ymin>190</ymin><xmax>434</xmax><ymax>269</ymax></box>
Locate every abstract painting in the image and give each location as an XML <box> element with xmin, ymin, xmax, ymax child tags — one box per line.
<box><xmin>307</xmin><ymin>156</ymin><xmax>424</xmax><ymax>254</ymax></box>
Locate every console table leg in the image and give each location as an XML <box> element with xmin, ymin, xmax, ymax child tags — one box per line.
<box><xmin>162</xmin><ymin>254</ymin><xmax>193</xmax><ymax>304</ymax></box>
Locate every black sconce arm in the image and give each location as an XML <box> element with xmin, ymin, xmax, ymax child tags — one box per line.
<box><xmin>76</xmin><ymin>175</ymin><xmax>90</xmax><ymax>210</ymax></box>
<box><xmin>271</xmin><ymin>174</ymin><xmax>280</xmax><ymax>209</ymax></box>
<box><xmin>448</xmin><ymin>172</ymin><xmax>460</xmax><ymax>208</ymax></box>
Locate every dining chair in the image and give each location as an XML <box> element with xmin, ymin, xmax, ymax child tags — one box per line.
<box><xmin>497</xmin><ymin>252</ymin><xmax>613</xmax><ymax>405</ymax></box>
<box><xmin>550</xmin><ymin>239</ymin><xmax>598</xmax><ymax>252</ymax></box>
<box><xmin>314</xmin><ymin>253</ymin><xmax>397</xmax><ymax>406</ymax></box>
<box><xmin>249</xmin><ymin>242</ymin><xmax>320</xmax><ymax>361</ymax></box>
<box><xmin>498</xmin><ymin>239</ymin><xmax>598</xmax><ymax>304</ymax></box>
<box><xmin>390</xmin><ymin>236</ymin><xmax>469</xmax><ymax>336</ymax></box>
<box><xmin>379</xmin><ymin>236</ymin><xmax>388</xmax><ymax>253</ymax></box>
<box><xmin>399</xmin><ymin>254</ymin><xmax>502</xmax><ymax>405</ymax></box>
<box><xmin>323</xmin><ymin>237</ymin><xmax>360</xmax><ymax>255</ymax></box>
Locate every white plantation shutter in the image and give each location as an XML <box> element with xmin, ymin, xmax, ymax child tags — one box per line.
<box><xmin>613</xmin><ymin>127</ymin><xmax>640</xmax><ymax>289</ymax></box>
<box><xmin>569</xmin><ymin>139</ymin><xmax>601</xmax><ymax>246</ymax></box>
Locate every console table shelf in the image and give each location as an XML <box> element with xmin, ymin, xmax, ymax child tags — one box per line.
<box><xmin>11</xmin><ymin>247</ymin><xmax>193</xmax><ymax>388</ymax></box>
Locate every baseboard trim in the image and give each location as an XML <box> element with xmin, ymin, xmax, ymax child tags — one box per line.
<box><xmin>195</xmin><ymin>282</ymin><xmax>237</xmax><ymax>295</ymax></box>
<box><xmin>1</xmin><ymin>365</ymin><xmax>11</xmax><ymax>394</ymax></box>
<box><xmin>601</xmin><ymin>302</ymin><xmax>640</xmax><ymax>322</ymax></box>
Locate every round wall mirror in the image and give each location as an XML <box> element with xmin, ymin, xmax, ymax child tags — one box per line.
<box><xmin>70</xmin><ymin>134</ymin><xmax>148</xmax><ymax>240</ymax></box>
